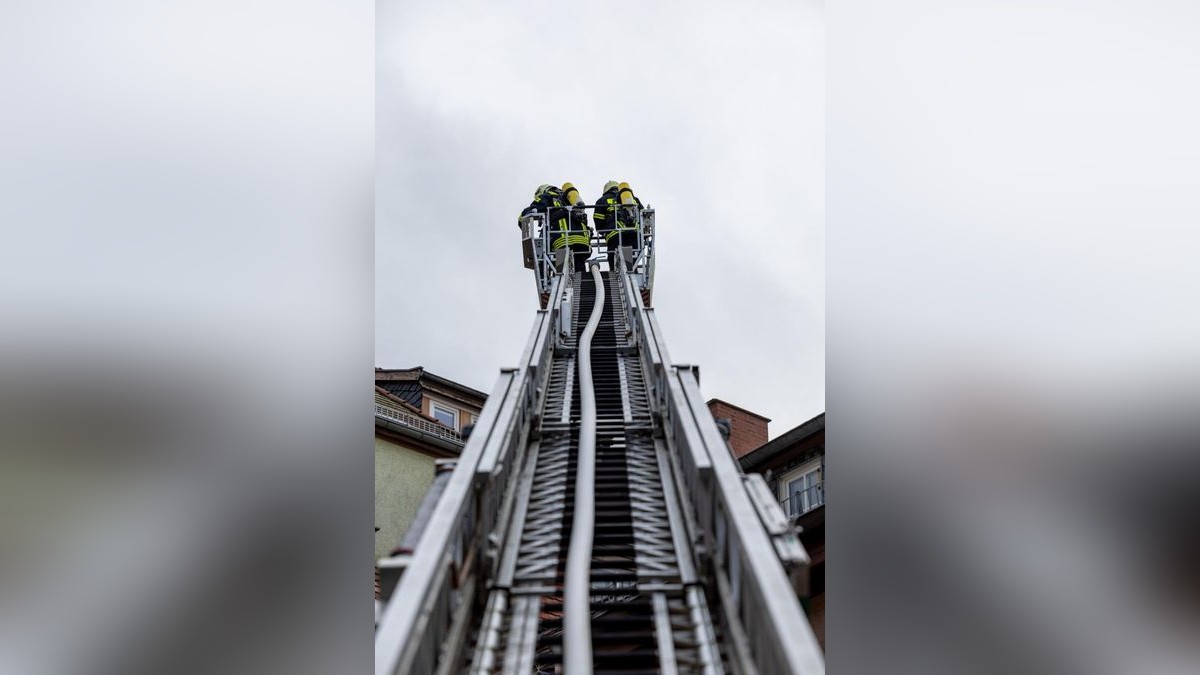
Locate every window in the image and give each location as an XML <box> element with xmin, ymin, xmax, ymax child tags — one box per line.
<box><xmin>430</xmin><ymin>402</ymin><xmax>458</xmax><ymax>430</ymax></box>
<box><xmin>786</xmin><ymin>465</ymin><xmax>824</xmax><ymax>516</ymax></box>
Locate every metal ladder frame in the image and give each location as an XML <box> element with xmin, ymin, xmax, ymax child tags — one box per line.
<box><xmin>376</xmin><ymin>247</ymin><xmax>825</xmax><ymax>674</ymax></box>
<box><xmin>615</xmin><ymin>248</ymin><xmax>824</xmax><ymax>675</ymax></box>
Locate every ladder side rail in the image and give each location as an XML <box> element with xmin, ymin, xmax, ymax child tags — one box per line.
<box><xmin>475</xmin><ymin>273</ymin><xmax>564</xmax><ymax>584</ymax></box>
<box><xmin>672</xmin><ymin>369</ymin><xmax>826</xmax><ymax>675</ymax></box>
<box><xmin>374</xmin><ymin>370</ymin><xmax>517</xmax><ymax>675</ymax></box>
<box><xmin>526</xmin><ymin>272</ymin><xmax>565</xmax><ymax>408</ymax></box>
<box><xmin>618</xmin><ymin>259</ymin><xmax>706</xmax><ymax>523</ymax></box>
<box><xmin>475</xmin><ymin>272</ymin><xmax>564</xmax><ymax>477</ymax></box>
<box><xmin>619</xmin><ymin>262</ymin><xmax>725</xmax><ymax>674</ymax></box>
<box><xmin>627</xmin><ymin>284</ymin><xmax>670</xmax><ymax>422</ymax></box>
<box><xmin>616</xmin><ymin>248</ymin><xmax>640</xmax><ymax>336</ymax></box>
<box><xmin>375</xmin><ymin>277</ymin><xmax>567</xmax><ymax>675</ymax></box>
<box><xmin>620</xmin><ymin>263</ymin><xmax>824</xmax><ymax>674</ymax></box>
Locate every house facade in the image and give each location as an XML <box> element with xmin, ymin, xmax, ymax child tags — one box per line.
<box><xmin>374</xmin><ymin>367</ymin><xmax>487</xmax><ymax>562</ymax></box>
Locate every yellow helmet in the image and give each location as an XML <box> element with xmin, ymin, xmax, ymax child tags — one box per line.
<box><xmin>603</xmin><ymin>180</ymin><xmax>619</xmax><ymax>193</ymax></box>
<box><xmin>534</xmin><ymin>184</ymin><xmax>552</xmax><ymax>199</ymax></box>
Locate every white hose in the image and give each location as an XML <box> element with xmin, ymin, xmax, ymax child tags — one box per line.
<box><xmin>563</xmin><ymin>262</ymin><xmax>604</xmax><ymax>675</ymax></box>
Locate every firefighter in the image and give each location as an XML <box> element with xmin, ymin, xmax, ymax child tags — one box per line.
<box><xmin>561</xmin><ymin>182</ymin><xmax>593</xmax><ymax>270</ymax></box>
<box><xmin>520</xmin><ymin>183</ymin><xmax>591</xmax><ymax>273</ymax></box>
<box><xmin>594</xmin><ymin>181</ymin><xmax>643</xmax><ymax>270</ymax></box>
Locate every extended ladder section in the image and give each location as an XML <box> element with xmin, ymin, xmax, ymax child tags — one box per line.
<box><xmin>376</xmin><ymin>249</ymin><xmax>824</xmax><ymax>674</ymax></box>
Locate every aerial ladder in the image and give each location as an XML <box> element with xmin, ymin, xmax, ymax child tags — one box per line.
<box><xmin>376</xmin><ymin>193</ymin><xmax>824</xmax><ymax>674</ymax></box>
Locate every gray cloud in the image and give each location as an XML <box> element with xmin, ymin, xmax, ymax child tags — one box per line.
<box><xmin>377</xmin><ymin>0</ymin><xmax>825</xmax><ymax>434</ymax></box>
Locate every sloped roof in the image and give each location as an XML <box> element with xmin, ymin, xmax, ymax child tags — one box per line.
<box><xmin>739</xmin><ymin>412</ymin><xmax>825</xmax><ymax>471</ymax></box>
<box><xmin>374</xmin><ymin>386</ymin><xmax>440</xmax><ymax>424</ymax></box>
<box><xmin>375</xmin><ymin>367</ymin><xmax>487</xmax><ymax>408</ymax></box>
<box><xmin>377</xmin><ymin>381</ymin><xmax>423</xmax><ymax>408</ymax></box>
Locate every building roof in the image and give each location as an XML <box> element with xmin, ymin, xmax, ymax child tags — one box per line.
<box><xmin>375</xmin><ymin>367</ymin><xmax>488</xmax><ymax>408</ymax></box>
<box><xmin>374</xmin><ymin>386</ymin><xmax>438</xmax><ymax>422</ymax></box>
<box><xmin>377</xmin><ymin>380</ymin><xmax>423</xmax><ymax>408</ymax></box>
<box><xmin>739</xmin><ymin>412</ymin><xmax>824</xmax><ymax>471</ymax></box>
<box><xmin>706</xmin><ymin>398</ymin><xmax>772</xmax><ymax>423</ymax></box>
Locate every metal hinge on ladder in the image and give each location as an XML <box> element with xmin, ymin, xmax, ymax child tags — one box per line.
<box><xmin>742</xmin><ymin>473</ymin><xmax>812</xmax><ymax>597</ymax></box>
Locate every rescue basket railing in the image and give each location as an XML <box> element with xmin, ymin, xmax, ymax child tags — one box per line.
<box><xmin>520</xmin><ymin>205</ymin><xmax>655</xmax><ymax>300</ymax></box>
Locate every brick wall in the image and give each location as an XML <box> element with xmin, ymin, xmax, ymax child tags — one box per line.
<box><xmin>706</xmin><ymin>399</ymin><xmax>770</xmax><ymax>458</ymax></box>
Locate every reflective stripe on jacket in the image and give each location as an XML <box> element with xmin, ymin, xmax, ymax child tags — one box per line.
<box><xmin>551</xmin><ymin>233</ymin><xmax>591</xmax><ymax>249</ymax></box>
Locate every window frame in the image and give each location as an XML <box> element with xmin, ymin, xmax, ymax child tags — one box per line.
<box><xmin>429</xmin><ymin>401</ymin><xmax>459</xmax><ymax>430</ymax></box>
<box><xmin>784</xmin><ymin>463</ymin><xmax>824</xmax><ymax>516</ymax></box>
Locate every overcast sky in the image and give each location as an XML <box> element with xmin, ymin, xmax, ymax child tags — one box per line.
<box><xmin>377</xmin><ymin>0</ymin><xmax>824</xmax><ymax>437</ymax></box>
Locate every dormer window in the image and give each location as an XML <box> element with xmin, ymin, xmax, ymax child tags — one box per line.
<box><xmin>430</xmin><ymin>402</ymin><xmax>459</xmax><ymax>430</ymax></box>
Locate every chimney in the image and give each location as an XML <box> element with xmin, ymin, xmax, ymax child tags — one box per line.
<box><xmin>706</xmin><ymin>399</ymin><xmax>770</xmax><ymax>458</ymax></box>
